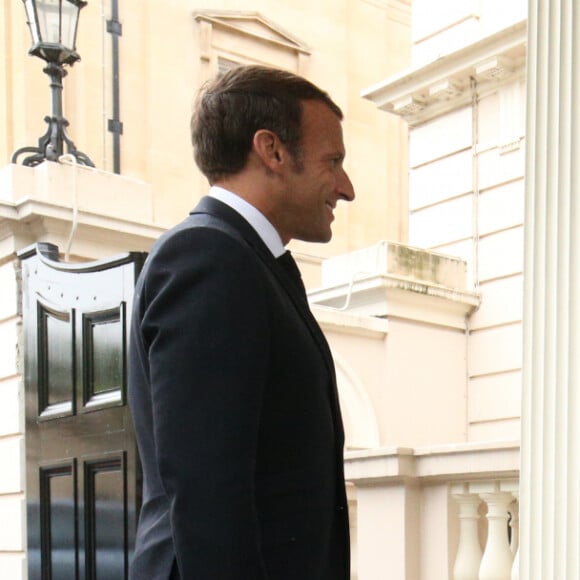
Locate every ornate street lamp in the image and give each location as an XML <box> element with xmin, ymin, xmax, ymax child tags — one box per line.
<box><xmin>12</xmin><ymin>0</ymin><xmax>94</xmax><ymax>167</ymax></box>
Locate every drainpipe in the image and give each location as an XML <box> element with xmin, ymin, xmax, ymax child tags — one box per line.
<box><xmin>470</xmin><ymin>76</ymin><xmax>480</xmax><ymax>293</ymax></box>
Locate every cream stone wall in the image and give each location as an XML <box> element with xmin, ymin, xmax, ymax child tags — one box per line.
<box><xmin>407</xmin><ymin>84</ymin><xmax>526</xmax><ymax>442</ymax></box>
<box><xmin>326</xmin><ymin>317</ymin><xmax>470</xmax><ymax>448</ymax></box>
<box><xmin>362</xmin><ymin>0</ymin><xmax>528</xmax><ymax>443</ymax></box>
<box><xmin>406</xmin><ymin>77</ymin><xmax>525</xmax><ymax>441</ymax></box>
<box><xmin>0</xmin><ymin>259</ymin><xmax>26</xmax><ymax>579</ymax></box>
<box><xmin>2</xmin><ymin>0</ymin><xmax>412</xmax><ymax>259</ymax></box>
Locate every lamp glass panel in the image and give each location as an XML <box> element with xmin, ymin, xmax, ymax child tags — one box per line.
<box><xmin>60</xmin><ymin>0</ymin><xmax>79</xmax><ymax>49</ymax></box>
<box><xmin>23</xmin><ymin>0</ymin><xmax>40</xmax><ymax>44</ymax></box>
<box><xmin>36</xmin><ymin>0</ymin><xmax>61</xmax><ymax>44</ymax></box>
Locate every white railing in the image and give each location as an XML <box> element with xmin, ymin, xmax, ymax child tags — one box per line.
<box><xmin>451</xmin><ymin>480</ymin><xmax>519</xmax><ymax>580</ymax></box>
<box><xmin>344</xmin><ymin>444</ymin><xmax>519</xmax><ymax>579</ymax></box>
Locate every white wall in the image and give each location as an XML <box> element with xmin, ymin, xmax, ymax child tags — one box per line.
<box><xmin>407</xmin><ymin>84</ymin><xmax>526</xmax><ymax>279</ymax></box>
<box><xmin>412</xmin><ymin>0</ymin><xmax>527</xmax><ymax>66</ymax></box>
<box><xmin>383</xmin><ymin>320</ymin><xmax>468</xmax><ymax>446</ymax></box>
<box><xmin>0</xmin><ymin>261</ymin><xmax>26</xmax><ymax>579</ymax></box>
<box><xmin>407</xmin><ymin>75</ymin><xmax>526</xmax><ymax>441</ymax></box>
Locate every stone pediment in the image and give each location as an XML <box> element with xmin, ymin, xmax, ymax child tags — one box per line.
<box><xmin>193</xmin><ymin>10</ymin><xmax>310</xmax><ymax>55</ymax></box>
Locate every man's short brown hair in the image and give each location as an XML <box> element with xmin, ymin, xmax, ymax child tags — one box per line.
<box><xmin>191</xmin><ymin>65</ymin><xmax>343</xmax><ymax>183</ymax></box>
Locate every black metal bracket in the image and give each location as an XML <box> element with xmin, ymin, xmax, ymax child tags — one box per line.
<box><xmin>11</xmin><ymin>115</ymin><xmax>94</xmax><ymax>167</ymax></box>
<box><xmin>11</xmin><ymin>61</ymin><xmax>94</xmax><ymax>167</ymax></box>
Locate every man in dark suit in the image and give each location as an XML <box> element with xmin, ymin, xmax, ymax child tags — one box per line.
<box><xmin>128</xmin><ymin>65</ymin><xmax>355</xmax><ymax>579</ymax></box>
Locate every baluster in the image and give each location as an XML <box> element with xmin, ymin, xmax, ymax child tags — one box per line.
<box><xmin>509</xmin><ymin>499</ymin><xmax>519</xmax><ymax>555</ymax></box>
<box><xmin>510</xmin><ymin>492</ymin><xmax>519</xmax><ymax>580</ymax></box>
<box><xmin>479</xmin><ymin>492</ymin><xmax>514</xmax><ymax>580</ymax></box>
<box><xmin>452</xmin><ymin>492</ymin><xmax>483</xmax><ymax>580</ymax></box>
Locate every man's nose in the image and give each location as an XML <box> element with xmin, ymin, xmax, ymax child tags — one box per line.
<box><xmin>338</xmin><ymin>169</ymin><xmax>355</xmax><ymax>202</ymax></box>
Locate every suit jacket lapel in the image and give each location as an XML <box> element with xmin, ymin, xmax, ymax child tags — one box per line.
<box><xmin>192</xmin><ymin>196</ymin><xmax>345</xmax><ymax>444</ymax></box>
<box><xmin>190</xmin><ymin>197</ymin><xmax>338</xmax><ymax>386</ymax></box>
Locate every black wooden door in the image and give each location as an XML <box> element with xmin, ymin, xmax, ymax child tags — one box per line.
<box><xmin>19</xmin><ymin>243</ymin><xmax>146</xmax><ymax>580</ymax></box>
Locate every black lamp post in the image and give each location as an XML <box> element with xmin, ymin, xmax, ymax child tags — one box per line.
<box><xmin>12</xmin><ymin>0</ymin><xmax>94</xmax><ymax>167</ymax></box>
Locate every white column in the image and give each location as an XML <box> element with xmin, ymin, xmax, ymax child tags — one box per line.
<box><xmin>511</xmin><ymin>547</ymin><xmax>519</xmax><ymax>580</ymax></box>
<box><xmin>520</xmin><ymin>0</ymin><xmax>580</xmax><ymax>579</ymax></box>
<box><xmin>452</xmin><ymin>493</ymin><xmax>482</xmax><ymax>580</ymax></box>
<box><xmin>478</xmin><ymin>492</ymin><xmax>514</xmax><ymax>580</ymax></box>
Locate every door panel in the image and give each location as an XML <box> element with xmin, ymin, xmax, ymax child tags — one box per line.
<box><xmin>83</xmin><ymin>453</ymin><xmax>127</xmax><ymax>580</ymax></box>
<box><xmin>38</xmin><ymin>301</ymin><xmax>74</xmax><ymax>418</ymax></box>
<box><xmin>39</xmin><ymin>460</ymin><xmax>77</xmax><ymax>579</ymax></box>
<box><xmin>82</xmin><ymin>305</ymin><xmax>124</xmax><ymax>405</ymax></box>
<box><xmin>19</xmin><ymin>243</ymin><xmax>146</xmax><ymax>580</ymax></box>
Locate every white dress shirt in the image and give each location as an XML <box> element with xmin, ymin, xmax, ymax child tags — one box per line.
<box><xmin>208</xmin><ymin>186</ymin><xmax>286</xmax><ymax>258</ymax></box>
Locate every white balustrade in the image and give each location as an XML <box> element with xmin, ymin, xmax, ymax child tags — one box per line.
<box><xmin>451</xmin><ymin>481</ymin><xmax>519</xmax><ymax>580</ymax></box>
<box><xmin>510</xmin><ymin>492</ymin><xmax>519</xmax><ymax>580</ymax></box>
<box><xmin>479</xmin><ymin>491</ymin><xmax>514</xmax><ymax>579</ymax></box>
<box><xmin>452</xmin><ymin>490</ymin><xmax>483</xmax><ymax>580</ymax></box>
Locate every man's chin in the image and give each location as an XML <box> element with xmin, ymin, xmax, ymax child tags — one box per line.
<box><xmin>296</xmin><ymin>231</ymin><xmax>332</xmax><ymax>244</ymax></box>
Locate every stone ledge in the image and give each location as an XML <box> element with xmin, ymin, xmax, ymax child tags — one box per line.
<box><xmin>310</xmin><ymin>273</ymin><xmax>480</xmax><ymax>330</ymax></box>
<box><xmin>311</xmin><ymin>305</ymin><xmax>389</xmax><ymax>339</ymax></box>
<box><xmin>310</xmin><ymin>241</ymin><xmax>480</xmax><ymax>329</ymax></box>
<box><xmin>0</xmin><ymin>162</ymin><xmax>154</xmax><ymax>224</ymax></box>
<box><xmin>345</xmin><ymin>440</ymin><xmax>520</xmax><ymax>486</ymax></box>
<box><xmin>321</xmin><ymin>240</ymin><xmax>468</xmax><ymax>288</ymax></box>
<box><xmin>0</xmin><ymin>162</ymin><xmax>165</xmax><ymax>260</ymax></box>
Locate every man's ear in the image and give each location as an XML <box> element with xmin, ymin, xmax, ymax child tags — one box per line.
<box><xmin>253</xmin><ymin>130</ymin><xmax>287</xmax><ymax>172</ymax></box>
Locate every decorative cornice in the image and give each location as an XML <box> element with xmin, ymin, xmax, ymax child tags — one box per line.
<box><xmin>362</xmin><ymin>19</ymin><xmax>527</xmax><ymax>126</ymax></box>
<box><xmin>0</xmin><ymin>198</ymin><xmax>164</xmax><ymax>260</ymax></box>
<box><xmin>309</xmin><ymin>274</ymin><xmax>480</xmax><ymax>330</ymax></box>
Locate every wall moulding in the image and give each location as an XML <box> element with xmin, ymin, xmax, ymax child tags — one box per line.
<box><xmin>362</xmin><ymin>19</ymin><xmax>527</xmax><ymax>127</ymax></box>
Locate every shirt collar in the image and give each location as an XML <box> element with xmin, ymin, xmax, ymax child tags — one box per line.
<box><xmin>208</xmin><ymin>186</ymin><xmax>286</xmax><ymax>258</ymax></box>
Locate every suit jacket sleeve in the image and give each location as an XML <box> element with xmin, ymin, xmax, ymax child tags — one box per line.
<box><xmin>139</xmin><ymin>226</ymin><xmax>271</xmax><ymax>577</ymax></box>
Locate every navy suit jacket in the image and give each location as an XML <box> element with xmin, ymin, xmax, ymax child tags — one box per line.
<box><xmin>128</xmin><ymin>196</ymin><xmax>350</xmax><ymax>579</ymax></box>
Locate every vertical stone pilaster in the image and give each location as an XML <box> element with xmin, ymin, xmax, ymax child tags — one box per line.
<box><xmin>355</xmin><ymin>482</ymin><xmax>420</xmax><ymax>580</ymax></box>
<box><xmin>0</xmin><ymin>258</ymin><xmax>26</xmax><ymax>579</ymax></box>
<box><xmin>520</xmin><ymin>0</ymin><xmax>580</xmax><ymax>578</ymax></box>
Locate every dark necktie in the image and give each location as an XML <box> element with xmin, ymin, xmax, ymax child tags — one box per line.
<box><xmin>277</xmin><ymin>250</ymin><xmax>307</xmax><ymax>297</ymax></box>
